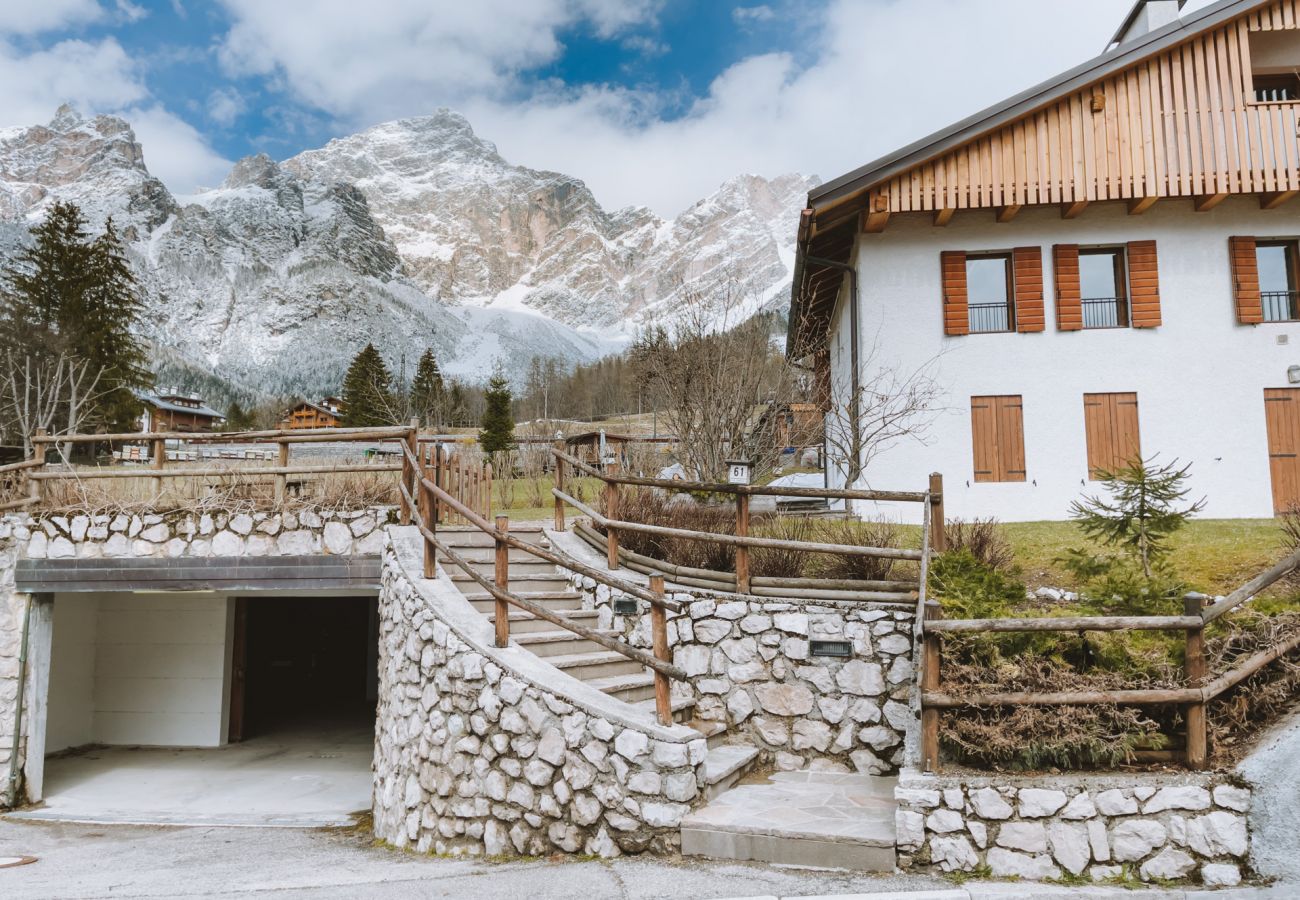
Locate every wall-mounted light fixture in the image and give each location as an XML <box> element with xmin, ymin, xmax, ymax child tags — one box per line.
<box><xmin>1288</xmin><ymin>365</ymin><xmax>1300</xmax><ymax>385</ymax></box>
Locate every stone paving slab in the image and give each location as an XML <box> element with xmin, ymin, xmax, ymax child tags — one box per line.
<box><xmin>682</xmin><ymin>773</ymin><xmax>897</xmax><ymax>845</ymax></box>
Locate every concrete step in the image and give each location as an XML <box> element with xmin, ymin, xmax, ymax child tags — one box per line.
<box><xmin>680</xmin><ymin>771</ymin><xmax>898</xmax><ymax>872</ymax></box>
<box><xmin>462</xmin><ymin>590</ymin><xmax>581</xmax><ymax>603</ymax></box>
<box><xmin>443</xmin><ymin>559</ymin><xmax>560</xmax><ymax>576</ymax></box>
<box><xmin>699</xmin><ymin>743</ymin><xmax>761</xmax><ymax>800</ymax></box>
<box><xmin>438</xmin><ymin>550</ymin><xmax>551</xmax><ymax>564</ymax></box>
<box><xmin>687</xmin><ymin>719</ymin><xmax>728</xmax><ymax>749</ymax></box>
<box><xmin>468</xmin><ymin>594</ymin><xmax>584</xmax><ymax>615</ymax></box>
<box><xmin>451</xmin><ymin>572</ymin><xmax>569</xmax><ymax>586</ymax></box>
<box><xmin>547</xmin><ymin>650</ymin><xmax>645</xmax><ymax>682</ymax></box>
<box><xmin>586</xmin><ymin>672</ymin><xmax>656</xmax><ymax>703</ymax></box>
<box><xmin>511</xmin><ymin>630</ymin><xmax>620</xmax><ymax>658</ymax></box>
<box><xmin>629</xmin><ymin>695</ymin><xmax>697</xmax><ymax>725</ymax></box>
<box><xmin>486</xmin><ymin>609</ymin><xmax>600</xmax><ymax>634</ymax></box>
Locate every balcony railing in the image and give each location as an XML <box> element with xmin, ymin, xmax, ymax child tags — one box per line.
<box><xmin>968</xmin><ymin>302</ymin><xmax>1011</xmax><ymax>333</ymax></box>
<box><xmin>1263</xmin><ymin>290</ymin><xmax>1300</xmax><ymax>323</ymax></box>
<box><xmin>1081</xmin><ymin>297</ymin><xmax>1129</xmax><ymax>329</ymax></box>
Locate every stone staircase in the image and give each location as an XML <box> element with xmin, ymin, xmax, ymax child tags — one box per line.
<box><xmin>437</xmin><ymin>526</ymin><xmax>893</xmax><ymax>872</ymax></box>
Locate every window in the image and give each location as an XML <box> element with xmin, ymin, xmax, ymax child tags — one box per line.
<box><xmin>1259</xmin><ymin>240</ymin><xmax>1300</xmax><ymax>322</ymax></box>
<box><xmin>1254</xmin><ymin>73</ymin><xmax>1298</xmax><ymax>103</ymax></box>
<box><xmin>966</xmin><ymin>254</ymin><xmax>1014</xmax><ymax>333</ymax></box>
<box><xmin>1078</xmin><ymin>248</ymin><xmax>1129</xmax><ymax>328</ymax></box>
<box><xmin>1082</xmin><ymin>392</ymin><xmax>1140</xmax><ymax>480</ymax></box>
<box><xmin>970</xmin><ymin>395</ymin><xmax>1026</xmax><ymax>483</ymax></box>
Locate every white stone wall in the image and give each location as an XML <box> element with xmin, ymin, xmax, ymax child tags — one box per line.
<box><xmin>374</xmin><ymin>530</ymin><xmax>709</xmax><ymax>857</ymax></box>
<box><xmin>895</xmin><ymin>769</ymin><xmax>1251</xmax><ymax>886</ymax></box>
<box><xmin>830</xmin><ymin>196</ymin><xmax>1300</xmax><ymax>522</ymax></box>
<box><xmin>573</xmin><ymin>576</ymin><xmax>915</xmax><ymax>775</ymax></box>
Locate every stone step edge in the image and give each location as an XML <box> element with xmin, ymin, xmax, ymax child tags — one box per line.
<box><xmin>513</xmin><ymin>630</ymin><xmax>620</xmax><ymax>645</ymax></box>
<box><xmin>487</xmin><ymin>609</ymin><xmax>598</xmax><ymax>622</ymax></box>
<box><xmin>699</xmin><ymin>743</ymin><xmax>760</xmax><ymax>786</ymax></box>
<box><xmin>461</xmin><ymin>591</ymin><xmax>581</xmax><ymax>601</ymax></box>
<box><xmin>676</xmin><ymin>817</ymin><xmax>897</xmax><ymax>849</ymax></box>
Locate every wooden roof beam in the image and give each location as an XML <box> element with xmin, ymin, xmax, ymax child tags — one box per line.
<box><xmin>1128</xmin><ymin>196</ymin><xmax>1159</xmax><ymax>215</ymax></box>
<box><xmin>995</xmin><ymin>205</ymin><xmax>1021</xmax><ymax>223</ymax></box>
<box><xmin>1061</xmin><ymin>200</ymin><xmax>1089</xmax><ymax>219</ymax></box>
<box><xmin>861</xmin><ymin>192</ymin><xmax>892</xmax><ymax>234</ymax></box>
<box><xmin>1262</xmin><ymin>191</ymin><xmax>1298</xmax><ymax>210</ymax></box>
<box><xmin>1194</xmin><ymin>193</ymin><xmax>1228</xmax><ymax>212</ymax></box>
<box><xmin>934</xmin><ymin>208</ymin><xmax>955</xmax><ymax>227</ymax></box>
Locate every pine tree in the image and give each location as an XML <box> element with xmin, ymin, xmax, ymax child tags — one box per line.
<box><xmin>0</xmin><ymin>203</ymin><xmax>149</xmax><ymax>432</ymax></box>
<box><xmin>478</xmin><ymin>375</ymin><xmax>515</xmax><ymax>454</ymax></box>
<box><xmin>448</xmin><ymin>382</ymin><xmax>469</xmax><ymax>427</ymax></box>
<box><xmin>224</xmin><ymin>400</ymin><xmax>256</xmax><ymax>431</ymax></box>
<box><xmin>409</xmin><ymin>348</ymin><xmax>445</xmax><ymax>427</ymax></box>
<box><xmin>340</xmin><ymin>343</ymin><xmax>396</xmax><ymax>427</ymax></box>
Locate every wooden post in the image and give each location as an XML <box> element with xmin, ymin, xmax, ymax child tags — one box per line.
<box><xmin>604</xmin><ymin>476</ymin><xmax>620</xmax><ymax>569</ymax></box>
<box><xmin>649</xmin><ymin>574</ymin><xmax>672</xmax><ymax>726</ymax></box>
<box><xmin>484</xmin><ymin>461</ymin><xmax>493</xmax><ymax>519</ymax></box>
<box><xmin>400</xmin><ymin>418</ymin><xmax>418</xmax><ymax>526</ymax></box>
<box><xmin>152</xmin><ymin>437</ymin><xmax>166</xmax><ymax>503</ymax></box>
<box><xmin>419</xmin><ymin>448</ymin><xmax>435</xmax><ymax>579</ymax></box>
<box><xmin>433</xmin><ymin>445</ymin><xmax>443</xmax><ymax>525</ymax></box>
<box><xmin>273</xmin><ymin>440</ymin><xmax>289</xmax><ymax>505</ymax></box>
<box><xmin>553</xmin><ymin>442</ymin><xmax>566</xmax><ymax>532</ymax></box>
<box><xmin>29</xmin><ymin>428</ymin><xmax>47</xmax><ymax>506</ymax></box>
<box><xmin>494</xmin><ymin>515</ymin><xmax>510</xmax><ymax>649</ymax></box>
<box><xmin>1184</xmin><ymin>592</ymin><xmax>1208</xmax><ymax>770</ymax></box>
<box><xmin>921</xmin><ymin>600</ymin><xmax>943</xmax><ymax>773</ymax></box>
<box><xmin>928</xmin><ymin>472</ymin><xmax>946</xmax><ymax>554</ymax></box>
<box><xmin>735</xmin><ymin>493</ymin><xmax>751</xmax><ymax>594</ymax></box>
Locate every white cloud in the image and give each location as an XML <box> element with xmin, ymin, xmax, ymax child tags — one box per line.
<box><xmin>207</xmin><ymin>87</ymin><xmax>244</xmax><ymax>125</ymax></box>
<box><xmin>114</xmin><ymin>0</ymin><xmax>148</xmax><ymax>23</ymax></box>
<box><xmin>0</xmin><ymin>0</ymin><xmax>102</xmax><ymax>35</ymax></box>
<box><xmin>127</xmin><ymin>105</ymin><xmax>233</xmax><ymax>191</ymax></box>
<box><xmin>732</xmin><ymin>5</ymin><xmax>776</xmax><ymax>25</ymax></box>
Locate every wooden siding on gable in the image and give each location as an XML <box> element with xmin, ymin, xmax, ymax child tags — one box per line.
<box><xmin>871</xmin><ymin>4</ymin><xmax>1300</xmax><ymax>217</ymax></box>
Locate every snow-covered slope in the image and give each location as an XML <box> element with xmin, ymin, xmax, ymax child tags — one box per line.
<box><xmin>0</xmin><ymin>106</ymin><xmax>815</xmax><ymax>399</ymax></box>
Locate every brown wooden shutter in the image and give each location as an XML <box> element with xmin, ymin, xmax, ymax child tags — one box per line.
<box><xmin>1127</xmin><ymin>240</ymin><xmax>1161</xmax><ymax>328</ymax></box>
<box><xmin>1230</xmin><ymin>236</ymin><xmax>1263</xmax><ymax>324</ymax></box>
<box><xmin>1053</xmin><ymin>244</ymin><xmax>1082</xmax><ymax>331</ymax></box>
<box><xmin>941</xmin><ymin>251</ymin><xmax>968</xmax><ymax>336</ymax></box>
<box><xmin>1083</xmin><ymin>392</ymin><xmax>1141</xmax><ymax>478</ymax></box>
<box><xmin>1264</xmin><ymin>388</ymin><xmax>1300</xmax><ymax>513</ymax></box>
<box><xmin>970</xmin><ymin>395</ymin><xmax>1026</xmax><ymax>483</ymax></box>
<box><xmin>1013</xmin><ymin>247</ymin><xmax>1045</xmax><ymax>333</ymax></box>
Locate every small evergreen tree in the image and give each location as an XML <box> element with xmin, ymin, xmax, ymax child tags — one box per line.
<box><xmin>224</xmin><ymin>400</ymin><xmax>256</xmax><ymax>431</ymax></box>
<box><xmin>1069</xmin><ymin>456</ymin><xmax>1206</xmax><ymax>579</ymax></box>
<box><xmin>478</xmin><ymin>374</ymin><xmax>515</xmax><ymax>454</ymax></box>
<box><xmin>409</xmin><ymin>348</ymin><xmax>445</xmax><ymax>427</ymax></box>
<box><xmin>340</xmin><ymin>343</ymin><xmax>396</xmax><ymax>427</ymax></box>
<box><xmin>448</xmin><ymin>381</ymin><xmax>469</xmax><ymax>427</ymax></box>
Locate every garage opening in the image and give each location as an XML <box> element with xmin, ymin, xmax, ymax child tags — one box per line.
<box><xmin>27</xmin><ymin>591</ymin><xmax>378</xmax><ymax>827</ymax></box>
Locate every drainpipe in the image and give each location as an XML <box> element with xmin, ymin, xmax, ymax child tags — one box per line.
<box><xmin>5</xmin><ymin>597</ymin><xmax>32</xmax><ymax>808</ymax></box>
<box><xmin>805</xmin><ymin>255</ymin><xmax>862</xmax><ymax>486</ymax></box>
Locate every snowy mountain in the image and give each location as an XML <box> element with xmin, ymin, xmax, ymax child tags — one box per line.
<box><xmin>0</xmin><ymin>106</ymin><xmax>815</xmax><ymax>400</ymax></box>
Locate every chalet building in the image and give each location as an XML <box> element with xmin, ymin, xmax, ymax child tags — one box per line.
<box><xmin>789</xmin><ymin>0</ymin><xmax>1300</xmax><ymax>522</ymax></box>
<box><xmin>282</xmin><ymin>398</ymin><xmax>342</xmax><ymax>430</ymax></box>
<box><xmin>138</xmin><ymin>391</ymin><xmax>225</xmax><ymax>433</ymax></box>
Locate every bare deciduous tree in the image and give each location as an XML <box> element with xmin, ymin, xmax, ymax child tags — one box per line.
<box><xmin>1</xmin><ymin>351</ymin><xmax>107</xmax><ymax>455</ymax></box>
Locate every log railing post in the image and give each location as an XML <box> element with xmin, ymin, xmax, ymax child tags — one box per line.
<box><xmin>928</xmin><ymin>472</ymin><xmax>946</xmax><ymax>554</ymax></box>
<box><xmin>433</xmin><ymin>445</ymin><xmax>444</xmax><ymax>525</ymax></box>
<box><xmin>419</xmin><ymin>448</ymin><xmax>435</xmax><ymax>579</ymax></box>
<box><xmin>553</xmin><ymin>442</ymin><xmax>566</xmax><ymax>532</ymax></box>
<box><xmin>484</xmin><ymin>461</ymin><xmax>493</xmax><ymax>519</ymax></box>
<box><xmin>735</xmin><ymin>493</ymin><xmax>751</xmax><ymax>594</ymax></box>
<box><xmin>921</xmin><ymin>600</ymin><xmax>943</xmax><ymax>772</ymax></box>
<box><xmin>152</xmin><ymin>436</ymin><xmax>166</xmax><ymax>503</ymax></box>
<box><xmin>400</xmin><ymin>418</ymin><xmax>418</xmax><ymax>525</ymax></box>
<box><xmin>649</xmin><ymin>574</ymin><xmax>672</xmax><ymax>726</ymax></box>
<box><xmin>274</xmin><ymin>440</ymin><xmax>289</xmax><ymax>505</ymax></box>
<box><xmin>29</xmin><ymin>428</ymin><xmax>46</xmax><ymax>506</ymax></box>
<box><xmin>604</xmin><ymin>469</ymin><xmax>620</xmax><ymax>570</ymax></box>
<box><xmin>1184</xmin><ymin>592</ymin><xmax>1208</xmax><ymax>770</ymax></box>
<box><xmin>495</xmin><ymin>515</ymin><xmax>510</xmax><ymax>648</ymax></box>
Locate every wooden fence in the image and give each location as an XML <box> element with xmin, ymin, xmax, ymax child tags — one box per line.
<box><xmin>919</xmin><ymin>548</ymin><xmax>1300</xmax><ymax>772</ymax></box>
<box><xmin>418</xmin><ymin>444</ymin><xmax>492</xmax><ymax>526</ymax></box>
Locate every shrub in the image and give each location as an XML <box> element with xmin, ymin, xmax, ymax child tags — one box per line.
<box><xmin>807</xmin><ymin>518</ymin><xmax>915</xmax><ymax>583</ymax></box>
<box><xmin>750</xmin><ymin>516</ymin><xmax>814</xmax><ymax>579</ymax></box>
<box><xmin>929</xmin><ymin>549</ymin><xmax>1025</xmax><ymax>620</ymax></box>
<box><xmin>943</xmin><ymin>518</ymin><xmax>1014</xmax><ymax>572</ymax></box>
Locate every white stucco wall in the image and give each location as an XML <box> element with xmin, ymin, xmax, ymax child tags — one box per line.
<box><xmin>46</xmin><ymin>592</ymin><xmax>234</xmax><ymax>748</ymax></box>
<box><xmin>832</xmin><ymin>195</ymin><xmax>1300</xmax><ymax>522</ymax></box>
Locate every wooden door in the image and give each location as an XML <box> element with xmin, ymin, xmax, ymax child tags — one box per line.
<box><xmin>227</xmin><ymin>597</ymin><xmax>249</xmax><ymax>743</ymax></box>
<box><xmin>1264</xmin><ymin>388</ymin><xmax>1300</xmax><ymax>514</ymax></box>
<box><xmin>1083</xmin><ymin>392</ymin><xmax>1141</xmax><ymax>479</ymax></box>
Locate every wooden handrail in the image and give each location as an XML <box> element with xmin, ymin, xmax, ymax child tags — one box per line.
<box><xmin>550</xmin><ymin>447</ymin><xmax>930</xmax><ymax>503</ymax></box>
<box><xmin>0</xmin><ymin>459</ymin><xmax>44</xmax><ymax>475</ymax></box>
<box><xmin>31</xmin><ymin>462</ymin><xmax>403</xmax><ymax>480</ymax></box>
<box><xmin>554</xmin><ymin>486</ymin><xmax>923</xmax><ymax>561</ymax></box>
<box><xmin>1201</xmin><ymin>547</ymin><xmax>1300</xmax><ymax>623</ymax></box>
<box><xmin>31</xmin><ymin>426</ymin><xmax>412</xmax><ymax>444</ymax></box>
<box><xmin>927</xmin><ymin>614</ymin><xmax>1204</xmax><ymax>634</ymax></box>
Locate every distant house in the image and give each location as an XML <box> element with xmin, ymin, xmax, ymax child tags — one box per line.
<box><xmin>282</xmin><ymin>398</ymin><xmax>343</xmax><ymax>430</ymax></box>
<box><xmin>138</xmin><ymin>391</ymin><xmax>225</xmax><ymax>433</ymax></box>
<box><xmin>754</xmin><ymin>402</ymin><xmax>823</xmax><ymax>453</ymax></box>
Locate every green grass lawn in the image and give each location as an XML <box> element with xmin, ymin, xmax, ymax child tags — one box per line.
<box><xmin>1002</xmin><ymin>518</ymin><xmax>1289</xmax><ymax>595</ymax></box>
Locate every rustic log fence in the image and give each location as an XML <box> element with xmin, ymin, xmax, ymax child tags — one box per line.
<box><xmin>550</xmin><ymin>446</ymin><xmax>942</xmax><ymax>603</ymax></box>
<box><xmin>918</xmin><ymin>546</ymin><xmax>1300</xmax><ymax>772</ymax></box>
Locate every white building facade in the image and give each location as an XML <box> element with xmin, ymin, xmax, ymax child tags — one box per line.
<box><xmin>790</xmin><ymin>0</ymin><xmax>1300</xmax><ymax>523</ymax></box>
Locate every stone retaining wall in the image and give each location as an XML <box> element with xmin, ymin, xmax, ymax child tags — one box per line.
<box><xmin>895</xmin><ymin>769</ymin><xmax>1251</xmax><ymax>886</ymax></box>
<box><xmin>556</xmin><ymin>534</ymin><xmax>915</xmax><ymax>776</ymax></box>
<box><xmin>373</xmin><ymin>530</ymin><xmax>709</xmax><ymax>857</ymax></box>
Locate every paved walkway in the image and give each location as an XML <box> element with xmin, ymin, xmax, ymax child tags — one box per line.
<box><xmin>0</xmin><ymin>818</ymin><xmax>1288</xmax><ymax>899</ymax></box>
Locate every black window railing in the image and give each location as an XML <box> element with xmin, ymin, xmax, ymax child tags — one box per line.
<box><xmin>1081</xmin><ymin>297</ymin><xmax>1128</xmax><ymax>329</ymax></box>
<box><xmin>968</xmin><ymin>302</ymin><xmax>1012</xmax><ymax>333</ymax></box>
<box><xmin>1263</xmin><ymin>290</ymin><xmax>1300</xmax><ymax>323</ymax></box>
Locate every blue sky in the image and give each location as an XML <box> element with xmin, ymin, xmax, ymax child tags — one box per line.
<box><xmin>0</xmin><ymin>0</ymin><xmax>1180</xmax><ymax>214</ymax></box>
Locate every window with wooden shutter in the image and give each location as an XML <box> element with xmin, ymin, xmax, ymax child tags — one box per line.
<box><xmin>941</xmin><ymin>251</ymin><xmax>968</xmax><ymax>336</ymax></box>
<box><xmin>1230</xmin><ymin>236</ymin><xmax>1263</xmax><ymax>324</ymax></box>
<box><xmin>970</xmin><ymin>395</ymin><xmax>1026</xmax><ymax>483</ymax></box>
<box><xmin>1258</xmin><ymin>240</ymin><xmax>1300</xmax><ymax>323</ymax></box>
<box><xmin>1126</xmin><ymin>241</ymin><xmax>1161</xmax><ymax>328</ymax></box>
<box><xmin>1013</xmin><ymin>246</ymin><xmax>1044</xmax><ymax>333</ymax></box>
<box><xmin>1054</xmin><ymin>244</ymin><xmax>1082</xmax><ymax>331</ymax></box>
<box><xmin>1082</xmin><ymin>392</ymin><xmax>1141</xmax><ymax>479</ymax></box>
